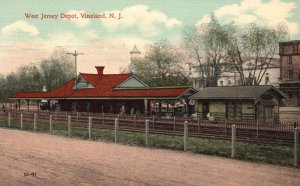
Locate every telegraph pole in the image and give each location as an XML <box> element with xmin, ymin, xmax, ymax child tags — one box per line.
<box><xmin>67</xmin><ymin>50</ymin><xmax>84</xmax><ymax>90</ymax></box>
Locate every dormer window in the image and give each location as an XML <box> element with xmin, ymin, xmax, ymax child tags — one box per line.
<box><xmin>73</xmin><ymin>75</ymin><xmax>94</xmax><ymax>89</ymax></box>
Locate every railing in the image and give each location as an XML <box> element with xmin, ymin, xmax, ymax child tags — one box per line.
<box><xmin>0</xmin><ymin>110</ymin><xmax>298</xmax><ymax>146</ymax></box>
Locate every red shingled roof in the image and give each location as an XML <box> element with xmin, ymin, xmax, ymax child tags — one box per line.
<box><xmin>12</xmin><ymin>92</ymin><xmax>50</xmax><ymax>99</ymax></box>
<box><xmin>11</xmin><ymin>72</ymin><xmax>193</xmax><ymax>99</ymax></box>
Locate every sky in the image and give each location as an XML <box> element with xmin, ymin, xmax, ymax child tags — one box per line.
<box><xmin>0</xmin><ymin>0</ymin><xmax>300</xmax><ymax>75</ymax></box>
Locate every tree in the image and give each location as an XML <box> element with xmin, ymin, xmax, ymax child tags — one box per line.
<box><xmin>183</xmin><ymin>14</ymin><xmax>231</xmax><ymax>87</ymax></box>
<box><xmin>0</xmin><ymin>47</ymin><xmax>75</xmax><ymax>101</ymax></box>
<box><xmin>40</xmin><ymin>59</ymin><xmax>74</xmax><ymax>91</ymax></box>
<box><xmin>40</xmin><ymin>47</ymin><xmax>74</xmax><ymax>91</ymax></box>
<box><xmin>226</xmin><ymin>23</ymin><xmax>289</xmax><ymax>85</ymax></box>
<box><xmin>0</xmin><ymin>74</ymin><xmax>6</xmax><ymax>101</ymax></box>
<box><xmin>4</xmin><ymin>72</ymin><xmax>18</xmax><ymax>100</ymax></box>
<box><xmin>129</xmin><ymin>40</ymin><xmax>189</xmax><ymax>87</ymax></box>
<box><xmin>17</xmin><ymin>64</ymin><xmax>42</xmax><ymax>91</ymax></box>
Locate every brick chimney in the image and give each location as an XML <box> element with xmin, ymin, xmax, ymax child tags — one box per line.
<box><xmin>95</xmin><ymin>66</ymin><xmax>105</xmax><ymax>77</ymax></box>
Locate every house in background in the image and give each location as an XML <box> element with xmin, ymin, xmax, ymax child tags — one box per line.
<box><xmin>217</xmin><ymin>58</ymin><xmax>280</xmax><ymax>87</ymax></box>
<box><xmin>279</xmin><ymin>40</ymin><xmax>300</xmax><ymax>107</ymax></box>
<box><xmin>278</xmin><ymin>40</ymin><xmax>300</xmax><ymax>122</ymax></box>
<box><xmin>189</xmin><ymin>85</ymin><xmax>287</xmax><ymax>123</ymax></box>
<box><xmin>189</xmin><ymin>58</ymin><xmax>280</xmax><ymax>90</ymax></box>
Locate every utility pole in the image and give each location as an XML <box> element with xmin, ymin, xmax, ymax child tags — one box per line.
<box><xmin>67</xmin><ymin>50</ymin><xmax>84</xmax><ymax>90</ymax></box>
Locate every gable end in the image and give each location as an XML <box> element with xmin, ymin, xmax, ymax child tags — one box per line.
<box><xmin>114</xmin><ymin>75</ymin><xmax>149</xmax><ymax>89</ymax></box>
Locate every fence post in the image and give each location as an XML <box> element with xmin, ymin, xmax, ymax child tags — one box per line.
<box><xmin>184</xmin><ymin>121</ymin><xmax>188</xmax><ymax>151</ymax></box>
<box><xmin>115</xmin><ymin>118</ymin><xmax>119</xmax><ymax>143</ymax></box>
<box><xmin>34</xmin><ymin>113</ymin><xmax>37</xmax><ymax>132</ymax></box>
<box><xmin>20</xmin><ymin>112</ymin><xmax>23</xmax><ymax>129</ymax></box>
<box><xmin>256</xmin><ymin>119</ymin><xmax>259</xmax><ymax>140</ymax></box>
<box><xmin>145</xmin><ymin>119</ymin><xmax>150</xmax><ymax>146</ymax></box>
<box><xmin>224</xmin><ymin>120</ymin><xmax>227</xmax><ymax>136</ymax></box>
<box><xmin>197</xmin><ymin>116</ymin><xmax>200</xmax><ymax>132</ymax></box>
<box><xmin>89</xmin><ymin>116</ymin><xmax>92</xmax><ymax>139</ymax></box>
<box><xmin>102</xmin><ymin>112</ymin><xmax>104</xmax><ymax>125</ymax></box>
<box><xmin>50</xmin><ymin>115</ymin><xmax>53</xmax><ymax>133</ymax></box>
<box><xmin>8</xmin><ymin>112</ymin><xmax>11</xmax><ymax>127</ymax></box>
<box><xmin>134</xmin><ymin>115</ymin><xmax>136</xmax><ymax>128</ymax></box>
<box><xmin>231</xmin><ymin>124</ymin><xmax>236</xmax><ymax>158</ymax></box>
<box><xmin>68</xmin><ymin>115</ymin><xmax>72</xmax><ymax>137</ymax></box>
<box><xmin>173</xmin><ymin>116</ymin><xmax>176</xmax><ymax>131</ymax></box>
<box><xmin>295</xmin><ymin>127</ymin><xmax>299</xmax><ymax>167</ymax></box>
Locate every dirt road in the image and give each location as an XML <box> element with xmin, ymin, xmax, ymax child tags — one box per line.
<box><xmin>0</xmin><ymin>128</ymin><xmax>299</xmax><ymax>186</ymax></box>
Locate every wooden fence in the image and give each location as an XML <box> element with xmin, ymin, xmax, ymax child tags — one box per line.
<box><xmin>1</xmin><ymin>110</ymin><xmax>299</xmax><ymax>166</ymax></box>
<box><xmin>0</xmin><ymin>110</ymin><xmax>298</xmax><ymax>147</ymax></box>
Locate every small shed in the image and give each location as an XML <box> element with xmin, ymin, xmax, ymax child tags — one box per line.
<box><xmin>189</xmin><ymin>85</ymin><xmax>287</xmax><ymax>123</ymax></box>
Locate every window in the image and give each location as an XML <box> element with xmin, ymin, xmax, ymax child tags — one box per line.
<box><xmin>195</xmin><ymin>80</ymin><xmax>198</xmax><ymax>88</ymax></box>
<box><xmin>288</xmin><ymin>69</ymin><xmax>293</xmax><ymax>81</ymax></box>
<box><xmin>228</xmin><ymin>80</ymin><xmax>231</xmax><ymax>85</ymax></box>
<box><xmin>73</xmin><ymin>76</ymin><xmax>94</xmax><ymax>89</ymax></box>
<box><xmin>287</xmin><ymin>92</ymin><xmax>293</xmax><ymax>98</ymax></box>
<box><xmin>226</xmin><ymin>101</ymin><xmax>242</xmax><ymax>121</ymax></box>
<box><xmin>220</xmin><ymin>81</ymin><xmax>223</xmax><ymax>86</ymax></box>
<box><xmin>266</xmin><ymin>107</ymin><xmax>273</xmax><ymax>119</ymax></box>
<box><xmin>288</xmin><ymin>56</ymin><xmax>292</xmax><ymax>64</ymax></box>
<box><xmin>265</xmin><ymin>76</ymin><xmax>269</xmax><ymax>85</ymax></box>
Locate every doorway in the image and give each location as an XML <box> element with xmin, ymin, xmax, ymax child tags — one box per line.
<box><xmin>202</xmin><ymin>101</ymin><xmax>209</xmax><ymax>120</ymax></box>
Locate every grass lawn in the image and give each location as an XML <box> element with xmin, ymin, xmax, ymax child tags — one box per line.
<box><xmin>0</xmin><ymin>119</ymin><xmax>298</xmax><ymax>167</ymax></box>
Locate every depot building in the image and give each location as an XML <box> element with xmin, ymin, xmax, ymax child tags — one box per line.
<box><xmin>11</xmin><ymin>66</ymin><xmax>197</xmax><ymax>115</ymax></box>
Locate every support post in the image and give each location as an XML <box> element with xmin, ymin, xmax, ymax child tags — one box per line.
<box><xmin>295</xmin><ymin>128</ymin><xmax>299</xmax><ymax>167</ymax></box>
<box><xmin>18</xmin><ymin>100</ymin><xmax>21</xmax><ymax>112</ymax></box>
<box><xmin>144</xmin><ymin>99</ymin><xmax>148</xmax><ymax>116</ymax></box>
<box><xmin>34</xmin><ymin>113</ymin><xmax>37</xmax><ymax>132</ymax></box>
<box><xmin>89</xmin><ymin>116</ymin><xmax>92</xmax><ymax>139</ymax></box>
<box><xmin>8</xmin><ymin>112</ymin><xmax>11</xmax><ymax>127</ymax></box>
<box><xmin>231</xmin><ymin>124</ymin><xmax>236</xmax><ymax>158</ymax></box>
<box><xmin>20</xmin><ymin>112</ymin><xmax>23</xmax><ymax>129</ymax></box>
<box><xmin>68</xmin><ymin>115</ymin><xmax>72</xmax><ymax>137</ymax></box>
<box><xmin>27</xmin><ymin>100</ymin><xmax>29</xmax><ymax>112</ymax></box>
<box><xmin>115</xmin><ymin>118</ymin><xmax>119</xmax><ymax>142</ymax></box>
<box><xmin>145</xmin><ymin>119</ymin><xmax>150</xmax><ymax>146</ymax></box>
<box><xmin>152</xmin><ymin>115</ymin><xmax>155</xmax><ymax>130</ymax></box>
<box><xmin>50</xmin><ymin>115</ymin><xmax>53</xmax><ymax>133</ymax></box>
<box><xmin>184</xmin><ymin>121</ymin><xmax>188</xmax><ymax>151</ymax></box>
<box><xmin>37</xmin><ymin>101</ymin><xmax>40</xmax><ymax>113</ymax></box>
